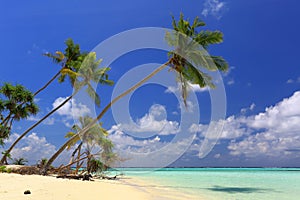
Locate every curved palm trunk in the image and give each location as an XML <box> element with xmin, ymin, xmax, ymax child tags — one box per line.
<box><xmin>33</xmin><ymin>70</ymin><xmax>61</xmax><ymax>96</ymax></box>
<box><xmin>42</xmin><ymin>61</ymin><xmax>170</xmax><ymax>174</ymax></box>
<box><xmin>0</xmin><ymin>113</ymin><xmax>12</xmax><ymax>126</ymax></box>
<box><xmin>0</xmin><ymin>93</ymin><xmax>75</xmax><ymax>165</ymax></box>
<box><xmin>58</xmin><ymin>153</ymin><xmax>92</xmax><ymax>172</ymax></box>
<box><xmin>41</xmin><ymin>134</ymin><xmax>80</xmax><ymax>175</ymax></box>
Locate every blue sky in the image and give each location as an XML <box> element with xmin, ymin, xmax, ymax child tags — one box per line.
<box><xmin>1</xmin><ymin>0</ymin><xmax>300</xmax><ymax>167</ymax></box>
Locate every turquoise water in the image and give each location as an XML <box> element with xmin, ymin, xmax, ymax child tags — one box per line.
<box><xmin>113</xmin><ymin>168</ymin><xmax>300</xmax><ymax>200</ymax></box>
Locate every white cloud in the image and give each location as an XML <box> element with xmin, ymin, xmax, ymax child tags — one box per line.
<box><xmin>240</xmin><ymin>103</ymin><xmax>256</xmax><ymax>114</ymax></box>
<box><xmin>190</xmin><ymin>116</ymin><xmax>250</xmax><ymax>140</ymax></box>
<box><xmin>52</xmin><ymin>96</ymin><xmax>91</xmax><ymax>120</ymax></box>
<box><xmin>165</xmin><ymin>83</ymin><xmax>209</xmax><ymax>94</ymax></box>
<box><xmin>33</xmin><ymin>98</ymin><xmax>41</xmax><ymax>103</ymax></box>
<box><xmin>189</xmin><ymin>84</ymin><xmax>210</xmax><ymax>92</ymax></box>
<box><xmin>202</xmin><ymin>0</ymin><xmax>227</xmax><ymax>19</ymax></box>
<box><xmin>227</xmin><ymin>79</ymin><xmax>235</xmax><ymax>85</ymax></box>
<box><xmin>223</xmin><ymin>66</ymin><xmax>235</xmax><ymax>77</ymax></box>
<box><xmin>110</xmin><ymin>104</ymin><xmax>179</xmax><ymax>136</ymax></box>
<box><xmin>165</xmin><ymin>86</ymin><xmax>178</xmax><ymax>94</ymax></box>
<box><xmin>286</xmin><ymin>76</ymin><xmax>300</xmax><ymax>84</ymax></box>
<box><xmin>187</xmin><ymin>91</ymin><xmax>300</xmax><ymax>159</ymax></box>
<box><xmin>214</xmin><ymin>153</ymin><xmax>221</xmax><ymax>158</ymax></box>
<box><xmin>107</xmin><ymin>128</ymin><xmax>195</xmax><ymax>167</ymax></box>
<box><xmin>228</xmin><ymin>91</ymin><xmax>300</xmax><ymax>158</ymax></box>
<box><xmin>1</xmin><ymin>133</ymin><xmax>57</xmax><ymax>165</ymax></box>
<box><xmin>27</xmin><ymin>116</ymin><xmax>55</xmax><ymax>125</ymax></box>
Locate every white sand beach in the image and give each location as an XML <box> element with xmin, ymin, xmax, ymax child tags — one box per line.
<box><xmin>0</xmin><ymin>173</ymin><xmax>200</xmax><ymax>200</ymax></box>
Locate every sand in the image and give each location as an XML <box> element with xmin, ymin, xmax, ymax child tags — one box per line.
<box><xmin>0</xmin><ymin>173</ymin><xmax>200</xmax><ymax>200</ymax></box>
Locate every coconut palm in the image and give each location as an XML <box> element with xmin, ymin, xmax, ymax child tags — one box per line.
<box><xmin>40</xmin><ymin>53</ymin><xmax>114</xmax><ymax>173</ymax></box>
<box><xmin>0</xmin><ymin>39</ymin><xmax>83</xmax><ymax>128</ymax></box>
<box><xmin>42</xmin><ymin>14</ymin><xmax>229</xmax><ymax>172</ymax></box>
<box><xmin>0</xmin><ymin>83</ymin><xmax>39</xmax><ymax>146</ymax></box>
<box><xmin>12</xmin><ymin>157</ymin><xmax>28</xmax><ymax>165</ymax></box>
<box><xmin>43</xmin><ymin>115</ymin><xmax>116</xmax><ymax>174</ymax></box>
<box><xmin>64</xmin><ymin>116</ymin><xmax>97</xmax><ymax>173</ymax></box>
<box><xmin>0</xmin><ymin>48</ymin><xmax>113</xmax><ymax>165</ymax></box>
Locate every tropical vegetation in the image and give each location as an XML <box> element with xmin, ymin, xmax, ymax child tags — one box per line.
<box><xmin>0</xmin><ymin>13</ymin><xmax>228</xmax><ymax>177</ymax></box>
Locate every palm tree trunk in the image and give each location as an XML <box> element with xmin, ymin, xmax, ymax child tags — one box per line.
<box><xmin>75</xmin><ymin>142</ymin><xmax>82</xmax><ymax>173</ymax></box>
<box><xmin>0</xmin><ymin>93</ymin><xmax>75</xmax><ymax>165</ymax></box>
<box><xmin>68</xmin><ymin>142</ymin><xmax>82</xmax><ymax>166</ymax></box>
<box><xmin>33</xmin><ymin>70</ymin><xmax>61</xmax><ymax>96</ymax></box>
<box><xmin>42</xmin><ymin>61</ymin><xmax>170</xmax><ymax>174</ymax></box>
<box><xmin>0</xmin><ymin>113</ymin><xmax>11</xmax><ymax>126</ymax></box>
<box><xmin>41</xmin><ymin>134</ymin><xmax>80</xmax><ymax>175</ymax></box>
<box><xmin>58</xmin><ymin>154</ymin><xmax>92</xmax><ymax>172</ymax></box>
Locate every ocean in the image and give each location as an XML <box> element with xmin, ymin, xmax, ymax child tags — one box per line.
<box><xmin>111</xmin><ymin>168</ymin><xmax>300</xmax><ymax>200</ymax></box>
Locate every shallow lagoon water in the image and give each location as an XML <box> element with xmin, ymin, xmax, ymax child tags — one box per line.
<box><xmin>116</xmin><ymin>168</ymin><xmax>300</xmax><ymax>200</ymax></box>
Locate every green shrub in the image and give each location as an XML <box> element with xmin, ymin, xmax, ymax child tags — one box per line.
<box><xmin>0</xmin><ymin>165</ymin><xmax>7</xmax><ymax>173</ymax></box>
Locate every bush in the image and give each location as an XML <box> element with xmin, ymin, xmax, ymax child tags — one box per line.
<box><xmin>0</xmin><ymin>165</ymin><xmax>10</xmax><ymax>173</ymax></box>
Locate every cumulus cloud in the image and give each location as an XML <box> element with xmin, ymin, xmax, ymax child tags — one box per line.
<box><xmin>1</xmin><ymin>133</ymin><xmax>57</xmax><ymax>165</ymax></box>
<box><xmin>107</xmin><ymin>128</ymin><xmax>195</xmax><ymax>167</ymax></box>
<box><xmin>228</xmin><ymin>91</ymin><xmax>300</xmax><ymax>158</ymax></box>
<box><xmin>187</xmin><ymin>91</ymin><xmax>300</xmax><ymax>160</ymax></box>
<box><xmin>190</xmin><ymin>116</ymin><xmax>249</xmax><ymax>140</ymax></box>
<box><xmin>165</xmin><ymin>83</ymin><xmax>209</xmax><ymax>94</ymax></box>
<box><xmin>202</xmin><ymin>0</ymin><xmax>227</xmax><ymax>19</ymax></box>
<box><xmin>110</xmin><ymin>104</ymin><xmax>180</xmax><ymax>136</ymax></box>
<box><xmin>52</xmin><ymin>97</ymin><xmax>91</xmax><ymax>119</ymax></box>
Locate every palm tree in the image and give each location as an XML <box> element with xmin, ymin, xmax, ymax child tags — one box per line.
<box><xmin>0</xmin><ymin>39</ymin><xmax>82</xmax><ymax>127</ymax></box>
<box><xmin>43</xmin><ymin>116</ymin><xmax>116</xmax><ymax>174</ymax></box>
<box><xmin>12</xmin><ymin>157</ymin><xmax>28</xmax><ymax>165</ymax></box>
<box><xmin>64</xmin><ymin>116</ymin><xmax>96</xmax><ymax>173</ymax></box>
<box><xmin>41</xmin><ymin>13</ymin><xmax>229</xmax><ymax>173</ymax></box>
<box><xmin>0</xmin><ymin>45</ymin><xmax>113</xmax><ymax>165</ymax></box>
<box><xmin>0</xmin><ymin>83</ymin><xmax>39</xmax><ymax>146</ymax></box>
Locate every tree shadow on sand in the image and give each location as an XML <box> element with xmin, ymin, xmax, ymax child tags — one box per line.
<box><xmin>206</xmin><ymin>185</ymin><xmax>278</xmax><ymax>194</ymax></box>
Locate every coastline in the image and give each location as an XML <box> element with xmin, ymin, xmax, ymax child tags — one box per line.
<box><xmin>0</xmin><ymin>173</ymin><xmax>202</xmax><ymax>200</ymax></box>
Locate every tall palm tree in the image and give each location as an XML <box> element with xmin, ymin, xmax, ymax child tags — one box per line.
<box><xmin>0</xmin><ymin>83</ymin><xmax>39</xmax><ymax>146</ymax></box>
<box><xmin>40</xmin><ymin>53</ymin><xmax>114</xmax><ymax>174</ymax></box>
<box><xmin>42</xmin><ymin>13</ymin><xmax>229</xmax><ymax>173</ymax></box>
<box><xmin>0</xmin><ymin>47</ymin><xmax>113</xmax><ymax>165</ymax></box>
<box><xmin>0</xmin><ymin>39</ymin><xmax>83</xmax><ymax>127</ymax></box>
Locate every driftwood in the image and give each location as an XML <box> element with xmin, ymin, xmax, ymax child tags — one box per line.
<box><xmin>56</xmin><ymin>174</ymin><xmax>118</xmax><ymax>181</ymax></box>
<box><xmin>56</xmin><ymin>174</ymin><xmax>93</xmax><ymax>181</ymax></box>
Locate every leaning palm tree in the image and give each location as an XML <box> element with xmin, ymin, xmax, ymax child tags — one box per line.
<box><xmin>42</xmin><ymin>13</ymin><xmax>228</xmax><ymax>173</ymax></box>
<box><xmin>44</xmin><ymin>116</ymin><xmax>116</xmax><ymax>174</ymax></box>
<box><xmin>0</xmin><ymin>50</ymin><xmax>113</xmax><ymax>165</ymax></box>
<box><xmin>0</xmin><ymin>83</ymin><xmax>39</xmax><ymax>146</ymax></box>
<box><xmin>0</xmin><ymin>39</ymin><xmax>83</xmax><ymax>127</ymax></box>
<box><xmin>34</xmin><ymin>38</ymin><xmax>86</xmax><ymax>96</ymax></box>
<box><xmin>40</xmin><ymin>53</ymin><xmax>114</xmax><ymax>174</ymax></box>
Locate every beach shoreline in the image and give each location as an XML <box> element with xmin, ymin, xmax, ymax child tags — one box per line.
<box><xmin>0</xmin><ymin>173</ymin><xmax>201</xmax><ymax>200</ymax></box>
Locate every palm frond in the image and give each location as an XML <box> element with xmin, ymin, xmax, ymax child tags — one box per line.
<box><xmin>195</xmin><ymin>31</ymin><xmax>223</xmax><ymax>48</ymax></box>
<box><xmin>209</xmin><ymin>56</ymin><xmax>229</xmax><ymax>72</ymax></box>
<box><xmin>86</xmin><ymin>84</ymin><xmax>100</xmax><ymax>107</ymax></box>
